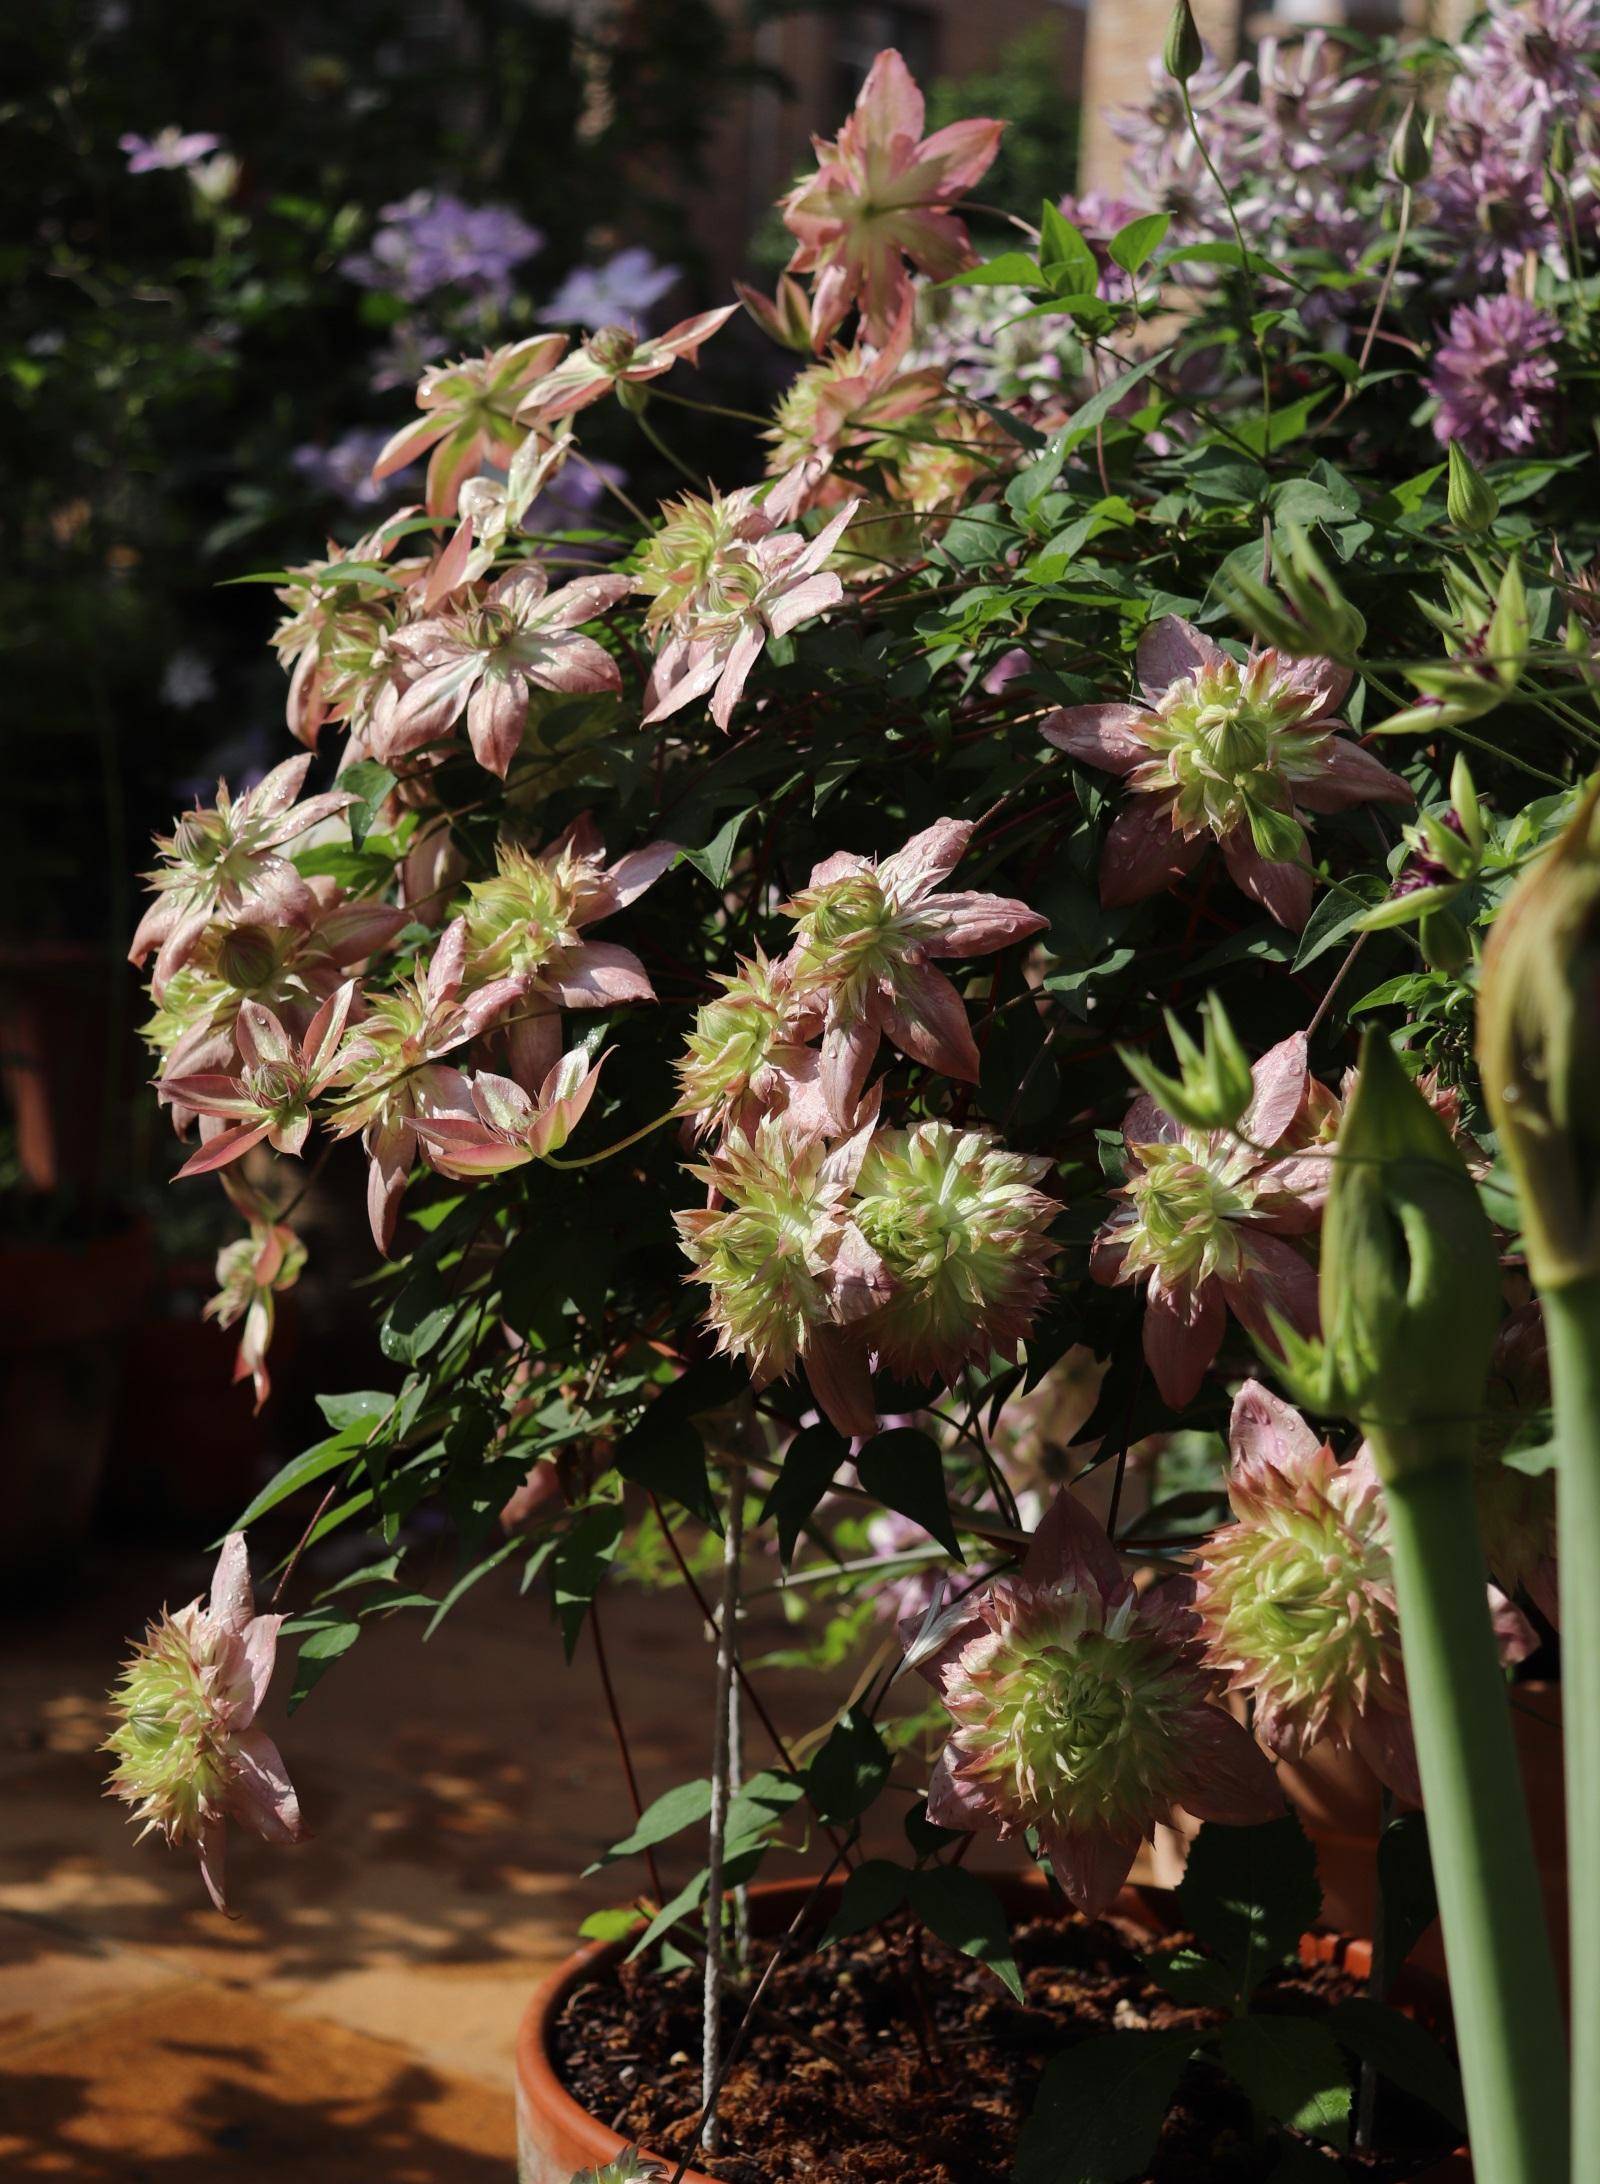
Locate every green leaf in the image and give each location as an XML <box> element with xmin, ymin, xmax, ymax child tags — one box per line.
<box><xmin>1013</xmin><ymin>2031</ymin><xmax>1194</xmax><ymax>2184</ymax></box>
<box><xmin>806</xmin><ymin>1706</ymin><xmax>890</xmax><ymax>1824</ymax></box>
<box><xmin>588</xmin><ymin>1779</ymin><xmax>714</xmax><ymax>1873</ymax></box>
<box><xmin>551</xmin><ymin>1502</ymin><xmax>625</xmax><ymax>1658</ymax></box>
<box><xmin>1177</xmin><ymin>1816</ymin><xmax>1321</xmax><ymax>1997</ymax></box>
<box><xmin>1230</xmin><ymin>390</ymin><xmax>1333</xmax><ymax>459</ymax></box>
<box><xmin>1326</xmin><ymin>1996</ymin><xmax>1465</xmax><ymax>2133</ymax></box>
<box><xmin>614</xmin><ymin>1417</ymin><xmax>721</xmax><ymax>1532</ymax></box>
<box><xmin>939</xmin><ymin>250</ymin><xmax>1043</xmax><ymax>290</ymax></box>
<box><xmin>230</xmin><ymin>1427</ymin><xmax>366</xmax><ymax>1532</ymax></box>
<box><xmin>1039</xmin><ymin>204</ymin><xmax>1099</xmax><ymax>299</ymax></box>
<box><xmin>626</xmin><ymin>1867</ymin><xmax>709</xmax><ymax>1960</ymax></box>
<box><xmin>286</xmin><ymin>1617</ymin><xmax>360</xmax><ymax>1710</ymax></box>
<box><xmin>579</xmin><ymin>1906</ymin><xmax>645</xmax><ymax>1945</ymax></box>
<box><xmin>340</xmin><ymin>758</ymin><xmax>396</xmax><ymax>848</ymax></box>
<box><xmin>1109</xmin><ymin>212</ymin><xmax>1170</xmax><ymax>275</ymax></box>
<box><xmin>1377</xmin><ymin>1808</ymin><xmax>1439</xmax><ymax>1970</ymax></box>
<box><xmin>1145</xmin><ymin>1945</ymin><xmax>1239</xmax><ymax>2010</ymax></box>
<box><xmin>854</xmin><ymin>1429</ymin><xmax>964</xmax><ymax>1561</ymax></box>
<box><xmin>315</xmin><ymin>1390</ymin><xmax>392</xmax><ymax>1436</ymax></box>
<box><xmin>680</xmin><ymin>807</ymin><xmax>751</xmax><ymax>890</ymax></box>
<box><xmin>1292</xmin><ymin>879</ymin><xmax>1388</xmax><ymax>972</ymax></box>
<box><xmin>759</xmin><ymin>1421</ymin><xmax>847</xmax><ymax>1565</ymax></box>
<box><xmin>1218</xmin><ymin>2015</ymin><xmax>1351</xmax><ymax>2147</ymax></box>
<box><xmin>1058</xmin><ymin>357</ymin><xmax>1163</xmax><ymax>451</ymax></box>
<box><xmin>423</xmin><ymin>1536</ymin><xmax>519</xmax><ymax>1638</ymax></box>
<box><xmin>379</xmin><ymin>1270</ymin><xmax>454</xmax><ymax>1365</ymax></box>
<box><xmin>909</xmin><ymin>1867</ymin><xmax>1023</xmax><ymax>2001</ymax></box>
<box><xmin>820</xmin><ymin>1858</ymin><xmax>910</xmax><ymax>1945</ymax></box>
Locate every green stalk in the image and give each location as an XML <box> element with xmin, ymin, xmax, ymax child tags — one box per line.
<box><xmin>1544</xmin><ymin>1274</ymin><xmax>1600</xmax><ymax>2176</ymax></box>
<box><xmin>1373</xmin><ymin>1441</ymin><xmax>1568</xmax><ymax>2184</ymax></box>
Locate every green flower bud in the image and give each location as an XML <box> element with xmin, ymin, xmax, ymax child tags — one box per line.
<box><xmin>1163</xmin><ymin>0</ymin><xmax>1205</xmax><ymax>85</ymax></box>
<box><xmin>1451</xmin><ymin>752</ymin><xmax>1484</xmax><ymax>853</ymax></box>
<box><xmin>1315</xmin><ymin>1028</ymin><xmax>1501</xmax><ymax>1473</ymax></box>
<box><xmin>1390</xmin><ymin>101</ymin><xmax>1432</xmax><ymax>187</ymax></box>
<box><xmin>1550</xmin><ymin>117</ymin><xmax>1576</xmax><ymax>179</ymax></box>
<box><xmin>1118</xmin><ymin>991</ymin><xmax>1254</xmax><ymax>1135</ymax></box>
<box><xmin>1446</xmin><ymin>441</ymin><xmax>1499</xmax><ymax>536</ymax></box>
<box><xmin>1420</xmin><ymin>906</ymin><xmax>1472</xmax><ymax>975</ymax></box>
<box><xmin>1479</xmin><ymin>779</ymin><xmax>1600</xmax><ymax>1287</ymax></box>
<box><xmin>1488</xmin><ymin>556</ymin><xmax>1529</xmax><ymax>690</ymax></box>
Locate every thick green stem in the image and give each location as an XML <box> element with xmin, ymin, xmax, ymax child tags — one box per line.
<box><xmin>1374</xmin><ymin>1444</ymin><xmax>1568</xmax><ymax>2184</ymax></box>
<box><xmin>1544</xmin><ymin>1275</ymin><xmax>1600</xmax><ymax>2177</ymax></box>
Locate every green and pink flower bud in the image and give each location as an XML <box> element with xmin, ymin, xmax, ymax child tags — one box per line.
<box><xmin>914</xmin><ymin>1488</ymin><xmax>1281</xmax><ymax>1915</ymax></box>
<box><xmin>104</xmin><ymin>1535</ymin><xmax>307</xmax><ymax>1909</ymax></box>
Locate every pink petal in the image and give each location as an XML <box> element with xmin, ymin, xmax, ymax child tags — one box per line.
<box><xmin>855</xmin><ymin>47</ymin><xmax>926</xmax><ymax>145</ymax></box>
<box><xmin>1037</xmin><ymin>1823</ymin><xmax>1141</xmax><ymax>1918</ymax></box>
<box><xmin>605</xmin><ymin>840</ymin><xmax>679</xmax><ymax>910</ymax></box>
<box><xmin>1100</xmin><ymin>799</ymin><xmax>1206</xmax><ymax>908</ymax></box>
<box><xmin>552</xmin><ymin>940</ymin><xmax>657</xmax><ymax>1008</ymax></box>
<box><xmin>883</xmin><ymin>962</ymin><xmax>980</xmax><ymax>1082</ymax></box>
<box><xmin>1136</xmin><ymin>617</ymin><xmax>1226</xmax><ymax>705</ymax></box>
<box><xmin>209</xmin><ymin>1534</ymin><xmax>256</xmax><ymax>1635</ymax></box>
<box><xmin>1019</xmin><ymin>1486</ymin><xmax>1126</xmax><ymax>1600</ymax></box>
<box><xmin>917</xmin><ymin>115</ymin><xmax>1005</xmax><ymax>194</ymax></box>
<box><xmin>465</xmin><ymin>674</ymin><xmax>529</xmax><ymax>778</ymax></box>
<box><xmin>1041</xmin><ymin>704</ymin><xmax>1151</xmax><ymax>775</ymax></box>
<box><xmin>1171</xmin><ymin>1705</ymin><xmax>1285</xmax><ymax>1824</ymax></box>
<box><xmin>652</xmin><ymin>303</ymin><xmax>740</xmax><ymax>364</ymax></box>
<box><xmin>878</xmin><ymin>817</ymin><xmax>973</xmax><ymax>902</ymax></box>
<box><xmin>1229</xmin><ymin>1379</ymin><xmax>1323</xmax><ymax>1486</ymax></box>
<box><xmin>1293</xmin><ymin>737</ymin><xmax>1417</xmax><ymax>815</ymax></box>
<box><xmin>803</xmin><ymin>1326</ymin><xmax>879</xmax><ymax>1440</ymax></box>
<box><xmin>371</xmin><ymin>410</ymin><xmax>451</xmax><ymax>484</ymax></box>
<box><xmin>198</xmin><ymin>1815</ymin><xmax>229</xmax><ymax>1913</ymax></box>
<box><xmin>1223</xmin><ymin>1233</ymin><xmax>1321</xmax><ymax>1347</ymax></box>
<box><xmin>227</xmin><ymin>1726</ymin><xmax>308</xmax><ymax>1844</ymax></box>
<box><xmin>536</xmin><ymin>572</ymin><xmax>636</xmax><ymax>630</ymax></box>
<box><xmin>920</xmin><ymin>892</ymin><xmax>1048</xmax><ymax>957</ymax></box>
<box><xmin>1243</xmin><ymin>1033</ymin><xmax>1311</xmax><ymax>1147</ymax></box>
<box><xmin>175</xmin><ymin>1121</ymin><xmax>274</xmax><ymax>1178</ymax></box>
<box><xmin>1142</xmin><ymin>1278</ymin><xmax>1226</xmax><ymax>1408</ymax></box>
<box><xmin>505</xmin><ymin>1011</ymin><xmax>564</xmax><ymax>1092</ymax></box>
<box><xmin>924</xmin><ymin>1750</ymin><xmax>994</xmax><ymax>1832</ymax></box>
<box><xmin>1350</xmin><ymin>1704</ymin><xmax>1422</xmax><ymax>1806</ymax></box>
<box><xmin>1220</xmin><ymin>832</ymin><xmax>1314</xmax><ymax>931</ymax></box>
<box><xmin>707</xmin><ymin>623</ymin><xmax>768</xmax><ymax>731</ymax></box>
<box><xmin>766</xmin><ymin>569</ymin><xmax>843</xmax><ymax>641</ymax></box>
<box><xmin>237</xmin><ymin>1614</ymin><xmax>283</xmax><ymax>1724</ymax></box>
<box><xmin>828</xmin><ymin>1220</ymin><xmax>894</xmax><ymax>1323</ymax></box>
<box><xmin>819</xmin><ymin>1008</ymin><xmax>882</xmax><ymax>1128</ymax></box>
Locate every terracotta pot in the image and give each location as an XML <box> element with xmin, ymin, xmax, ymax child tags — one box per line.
<box><xmin>0</xmin><ymin>1219</ymin><xmax>153</xmax><ymax>1591</ymax></box>
<box><xmin>515</xmin><ymin>1872</ymin><xmax>1468</xmax><ymax>2184</ymax></box>
<box><xmin>1280</xmin><ymin>1690</ymin><xmax>1566</xmax><ymax>1990</ymax></box>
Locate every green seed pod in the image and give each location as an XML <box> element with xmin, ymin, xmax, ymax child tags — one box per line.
<box><xmin>1319</xmin><ymin>1028</ymin><xmax>1501</xmax><ymax>1473</ymax></box>
<box><xmin>1163</xmin><ymin>0</ymin><xmax>1205</xmax><ymax>86</ymax></box>
<box><xmin>1390</xmin><ymin>101</ymin><xmax>1433</xmax><ymax>187</ymax></box>
<box><xmin>1446</xmin><ymin>441</ymin><xmax>1499</xmax><ymax>537</ymax></box>
<box><xmin>1478</xmin><ymin>778</ymin><xmax>1600</xmax><ymax>1288</ymax></box>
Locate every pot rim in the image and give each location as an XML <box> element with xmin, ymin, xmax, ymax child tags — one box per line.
<box><xmin>515</xmin><ymin>1869</ymin><xmax>1468</xmax><ymax>2184</ymax></box>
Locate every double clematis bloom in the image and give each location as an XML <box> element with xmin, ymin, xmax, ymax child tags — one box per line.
<box><xmin>1194</xmin><ymin>1381</ymin><xmax>1534</xmax><ymax>1798</ymax></box>
<box><xmin>371</xmin><ymin>336</ymin><xmax>568</xmax><ymax>516</ymax></box>
<box><xmin>411</xmin><ymin>1047</ymin><xmax>606</xmax><ymax>1177</ymax></box>
<box><xmin>1093</xmin><ymin>1033</ymin><xmax>1335</xmax><ymax>1408</ymax></box>
<box><xmin>327</xmin><ymin>916</ymin><xmax>524</xmax><ymax>1250</ymax></box>
<box><xmin>205</xmin><ymin>1208</ymin><xmax>307</xmax><ymax>1410</ymax></box>
<box><xmin>762</xmin><ymin>305</ymin><xmax>946</xmax><ymax>520</ymax></box>
<box><xmin>640</xmin><ymin>497</ymin><xmax>857</xmax><ymax>731</ymax></box>
<box><xmin>129</xmin><ymin>756</ymin><xmax>356</xmax><ymax>998</ymax></box>
<box><xmin>912</xmin><ymin>1488</ymin><xmax>1282</xmax><ymax>1915</ymax></box>
<box><xmin>515</xmin><ymin>308</ymin><xmax>738</xmax><ymax>424</ymax></box>
<box><xmin>673</xmin><ymin>949</ymin><xmax>827</xmax><ymax>1143</ymax></box>
<box><xmin>1043</xmin><ymin>617</ymin><xmax>1412</xmax><ymax>930</ymax></box>
<box><xmin>781</xmin><ymin>817</ymin><xmax>1047</xmax><ymax>1126</ymax></box>
<box><xmin>374</xmin><ymin>566</ymin><xmax>632</xmax><ymax>777</ymax></box>
<box><xmin>780</xmin><ymin>49</ymin><xmax>1003</xmax><ymax>347</ymax></box>
<box><xmin>161</xmin><ymin>983</ymin><xmax>357</xmax><ymax>1177</ymax></box>
<box><xmin>104</xmin><ymin>1535</ymin><xmax>307</xmax><ymax>1908</ymax></box>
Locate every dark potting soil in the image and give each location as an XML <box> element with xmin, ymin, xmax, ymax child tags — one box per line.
<box><xmin>551</xmin><ymin>1904</ymin><xmax>1457</xmax><ymax>2184</ymax></box>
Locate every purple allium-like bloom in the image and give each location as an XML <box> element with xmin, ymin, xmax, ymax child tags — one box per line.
<box><xmin>1478</xmin><ymin>0</ymin><xmax>1600</xmax><ymax>112</ymax></box>
<box><xmin>342</xmin><ymin>191</ymin><xmax>543</xmax><ymax>304</ymax></box>
<box><xmin>1427</xmin><ymin>294</ymin><xmax>1561</xmax><ymax>463</ymax></box>
<box><xmin>1247</xmin><ymin>31</ymin><xmax>1379</xmax><ymax>177</ymax></box>
<box><xmin>291</xmin><ymin>428</ymin><xmax>396</xmax><ymax>509</ymax></box>
<box><xmin>539</xmin><ymin>248</ymin><xmax>681</xmax><ymax>330</ymax></box>
<box><xmin>120</xmin><ymin>126</ymin><xmax>220</xmax><ymax>173</ymax></box>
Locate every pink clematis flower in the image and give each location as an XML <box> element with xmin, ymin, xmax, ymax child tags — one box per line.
<box><xmin>515</xmin><ymin>307</ymin><xmax>739</xmax><ymax>425</ymax></box>
<box><xmin>780</xmin><ymin>49</ymin><xmax>1003</xmax><ymax>348</ymax></box>
<box><xmin>130</xmin><ymin>756</ymin><xmax>355</xmax><ymax>1000</ymax></box>
<box><xmin>641</xmin><ymin>499</ymin><xmax>858</xmax><ymax>732</ymax></box>
<box><xmin>1093</xmin><ymin>1033</ymin><xmax>1336</xmax><ymax>1408</ymax></box>
<box><xmin>161</xmin><ymin>983</ymin><xmax>357</xmax><ymax>1177</ymax></box>
<box><xmin>780</xmin><ymin>817</ymin><xmax>1048</xmax><ymax>1126</ymax></box>
<box><xmin>370</xmin><ymin>337</ymin><xmax>568</xmax><ymax>516</ymax></box>
<box><xmin>910</xmin><ymin>1487</ymin><xmax>1282</xmax><ymax>1915</ymax></box>
<box><xmin>762</xmin><ymin>303</ymin><xmax>947</xmax><ymax>520</ymax></box>
<box><xmin>410</xmin><ymin>1046</ymin><xmax>606</xmax><ymax>1177</ymax></box>
<box><xmin>326</xmin><ymin>916</ymin><xmax>524</xmax><ymax>1250</ymax></box>
<box><xmin>204</xmin><ymin>1209</ymin><xmax>307</xmax><ymax>1411</ymax></box>
<box><xmin>120</xmin><ymin>127</ymin><xmax>221</xmax><ymax>174</ymax></box>
<box><xmin>1195</xmin><ymin>1382</ymin><xmax>1534</xmax><ymax>1800</ymax></box>
<box><xmin>1042</xmin><ymin>617</ymin><xmax>1412</xmax><ymax>930</ymax></box>
<box><xmin>104</xmin><ymin>1534</ymin><xmax>308</xmax><ymax>1908</ymax></box>
<box><xmin>270</xmin><ymin>512</ymin><xmax>424</xmax><ymax>748</ymax></box>
<box><xmin>373</xmin><ymin>566</ymin><xmax>632</xmax><ymax>777</ymax></box>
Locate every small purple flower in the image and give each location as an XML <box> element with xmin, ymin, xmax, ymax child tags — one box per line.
<box><xmin>1427</xmin><ymin>294</ymin><xmax>1561</xmax><ymax>463</ymax></box>
<box><xmin>538</xmin><ymin>248</ymin><xmax>680</xmax><ymax>330</ymax></box>
<box><xmin>341</xmin><ymin>191</ymin><xmax>543</xmax><ymax>304</ymax></box>
<box><xmin>1478</xmin><ymin>0</ymin><xmax>1600</xmax><ymax>113</ymax></box>
<box><xmin>291</xmin><ymin>427</ymin><xmax>397</xmax><ymax>508</ymax></box>
<box><xmin>120</xmin><ymin>127</ymin><xmax>220</xmax><ymax>174</ymax></box>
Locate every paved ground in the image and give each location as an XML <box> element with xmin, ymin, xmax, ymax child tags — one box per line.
<box><xmin>0</xmin><ymin>1536</ymin><xmax>844</xmax><ymax>2180</ymax></box>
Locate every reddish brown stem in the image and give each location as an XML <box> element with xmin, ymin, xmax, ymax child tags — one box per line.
<box><xmin>590</xmin><ymin>1587</ymin><xmax>665</xmax><ymax>1906</ymax></box>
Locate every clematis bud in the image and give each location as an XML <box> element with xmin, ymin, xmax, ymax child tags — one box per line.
<box><xmin>1223</xmin><ymin>525</ymin><xmax>1367</xmax><ymax>666</ymax></box>
<box><xmin>1390</xmin><ymin>101</ymin><xmax>1432</xmax><ymax>188</ymax></box>
<box><xmin>1478</xmin><ymin>779</ymin><xmax>1600</xmax><ymax>1287</ymax></box>
<box><xmin>1487</xmin><ymin>555</ymin><xmax>1529</xmax><ymax>689</ymax></box>
<box><xmin>1295</xmin><ymin>1027</ymin><xmax>1500</xmax><ymax>1472</ymax></box>
<box><xmin>1446</xmin><ymin>441</ymin><xmax>1499</xmax><ymax>536</ymax></box>
<box><xmin>1118</xmin><ymin>991</ymin><xmax>1253</xmax><ymax>1135</ymax></box>
<box><xmin>1550</xmin><ymin>116</ymin><xmax>1576</xmax><ymax>180</ymax></box>
<box><xmin>1163</xmin><ymin>0</ymin><xmax>1205</xmax><ymax>85</ymax></box>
